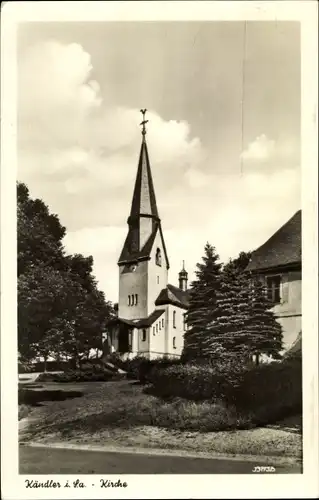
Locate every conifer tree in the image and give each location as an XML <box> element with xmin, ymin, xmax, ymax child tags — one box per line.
<box><xmin>246</xmin><ymin>277</ymin><xmax>283</xmax><ymax>363</ymax></box>
<box><xmin>182</xmin><ymin>243</ymin><xmax>222</xmax><ymax>361</ymax></box>
<box><xmin>212</xmin><ymin>264</ymin><xmax>251</xmax><ymax>361</ymax></box>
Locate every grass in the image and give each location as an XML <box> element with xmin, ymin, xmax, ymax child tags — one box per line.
<box><xmin>19</xmin><ymin>380</ymin><xmax>302</xmax><ymax>460</ymax></box>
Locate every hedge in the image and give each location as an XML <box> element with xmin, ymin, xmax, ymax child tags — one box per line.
<box><xmin>232</xmin><ymin>358</ymin><xmax>302</xmax><ymax>424</ymax></box>
<box><xmin>37</xmin><ymin>364</ymin><xmax>125</xmax><ymax>383</ymax></box>
<box><xmin>147</xmin><ymin>357</ymin><xmax>302</xmax><ymax>424</ymax></box>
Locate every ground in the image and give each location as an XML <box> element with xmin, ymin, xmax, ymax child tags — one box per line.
<box><xmin>19</xmin><ymin>378</ymin><xmax>302</xmax><ymax>471</ymax></box>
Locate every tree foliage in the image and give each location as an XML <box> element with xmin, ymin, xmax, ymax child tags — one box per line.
<box><xmin>183</xmin><ymin>245</ymin><xmax>283</xmax><ymax>365</ymax></box>
<box><xmin>17</xmin><ymin>182</ymin><xmax>113</xmax><ymax>365</ymax></box>
<box><xmin>183</xmin><ymin>243</ymin><xmax>223</xmax><ymax>361</ymax></box>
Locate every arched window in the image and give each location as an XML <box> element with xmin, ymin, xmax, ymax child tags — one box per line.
<box><xmin>131</xmin><ymin>294</ymin><xmax>134</xmax><ymax>306</ymax></box>
<box><xmin>162</xmin><ymin>318</ymin><xmax>164</xmax><ymax>327</ymax></box>
<box><xmin>142</xmin><ymin>329</ymin><xmax>147</xmax><ymax>342</ymax></box>
<box><xmin>173</xmin><ymin>311</ymin><xmax>176</xmax><ymax>328</ymax></box>
<box><xmin>156</xmin><ymin>324</ymin><xmax>158</xmax><ymax>333</ymax></box>
<box><xmin>153</xmin><ymin>327</ymin><xmax>155</xmax><ymax>336</ymax></box>
<box><xmin>159</xmin><ymin>321</ymin><xmax>161</xmax><ymax>330</ymax></box>
<box><xmin>128</xmin><ymin>295</ymin><xmax>131</xmax><ymax>306</ymax></box>
<box><xmin>135</xmin><ymin>294</ymin><xmax>138</xmax><ymax>305</ymax></box>
<box><xmin>173</xmin><ymin>337</ymin><xmax>176</xmax><ymax>349</ymax></box>
<box><xmin>155</xmin><ymin>248</ymin><xmax>162</xmax><ymax>267</ymax></box>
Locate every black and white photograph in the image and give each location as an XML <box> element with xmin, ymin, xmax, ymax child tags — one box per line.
<box><xmin>1</xmin><ymin>1</ymin><xmax>318</xmax><ymax>498</ymax></box>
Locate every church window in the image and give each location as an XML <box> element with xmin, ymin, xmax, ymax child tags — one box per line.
<box><xmin>162</xmin><ymin>318</ymin><xmax>164</xmax><ymax>327</ymax></box>
<box><xmin>173</xmin><ymin>337</ymin><xmax>176</xmax><ymax>349</ymax></box>
<box><xmin>153</xmin><ymin>326</ymin><xmax>155</xmax><ymax>336</ymax></box>
<box><xmin>131</xmin><ymin>294</ymin><xmax>135</xmax><ymax>306</ymax></box>
<box><xmin>155</xmin><ymin>248</ymin><xmax>162</xmax><ymax>267</ymax></box>
<box><xmin>173</xmin><ymin>311</ymin><xmax>176</xmax><ymax>328</ymax></box>
<box><xmin>142</xmin><ymin>329</ymin><xmax>147</xmax><ymax>342</ymax></box>
<box><xmin>128</xmin><ymin>330</ymin><xmax>132</xmax><ymax>352</ymax></box>
<box><xmin>135</xmin><ymin>294</ymin><xmax>138</xmax><ymax>305</ymax></box>
<box><xmin>159</xmin><ymin>321</ymin><xmax>161</xmax><ymax>330</ymax></box>
<box><xmin>156</xmin><ymin>324</ymin><xmax>158</xmax><ymax>333</ymax></box>
<box><xmin>128</xmin><ymin>295</ymin><xmax>131</xmax><ymax>306</ymax></box>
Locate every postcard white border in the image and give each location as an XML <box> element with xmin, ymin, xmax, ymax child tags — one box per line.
<box><xmin>1</xmin><ymin>2</ymin><xmax>318</xmax><ymax>499</ymax></box>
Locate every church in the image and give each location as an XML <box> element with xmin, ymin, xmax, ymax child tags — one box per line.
<box><xmin>104</xmin><ymin>111</ymin><xmax>189</xmax><ymax>360</ymax></box>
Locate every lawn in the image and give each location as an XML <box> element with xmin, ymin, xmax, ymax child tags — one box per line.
<box><xmin>19</xmin><ymin>380</ymin><xmax>302</xmax><ymax>461</ymax></box>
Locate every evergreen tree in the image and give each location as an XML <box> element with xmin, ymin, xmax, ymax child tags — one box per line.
<box><xmin>246</xmin><ymin>277</ymin><xmax>283</xmax><ymax>363</ymax></box>
<box><xmin>212</xmin><ymin>263</ymin><xmax>252</xmax><ymax>362</ymax></box>
<box><xmin>223</xmin><ymin>251</ymin><xmax>252</xmax><ymax>275</ymax></box>
<box><xmin>182</xmin><ymin>243</ymin><xmax>223</xmax><ymax>361</ymax></box>
<box><xmin>210</xmin><ymin>251</ymin><xmax>282</xmax><ymax>365</ymax></box>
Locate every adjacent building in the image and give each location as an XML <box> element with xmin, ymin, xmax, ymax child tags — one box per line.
<box><xmin>104</xmin><ymin>116</ymin><xmax>189</xmax><ymax>360</ymax></box>
<box><xmin>246</xmin><ymin>210</ymin><xmax>302</xmax><ymax>351</ymax></box>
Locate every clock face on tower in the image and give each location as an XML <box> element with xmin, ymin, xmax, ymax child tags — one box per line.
<box><xmin>129</xmin><ymin>264</ymin><xmax>137</xmax><ymax>272</ymax></box>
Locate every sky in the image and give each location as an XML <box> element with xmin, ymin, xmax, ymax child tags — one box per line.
<box><xmin>17</xmin><ymin>21</ymin><xmax>301</xmax><ymax>303</ymax></box>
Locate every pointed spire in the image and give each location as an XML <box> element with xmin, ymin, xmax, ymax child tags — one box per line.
<box><xmin>129</xmin><ymin>111</ymin><xmax>159</xmax><ymax>222</ymax></box>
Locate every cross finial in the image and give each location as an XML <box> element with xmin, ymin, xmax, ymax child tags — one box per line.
<box><xmin>140</xmin><ymin>109</ymin><xmax>148</xmax><ymax>139</ymax></box>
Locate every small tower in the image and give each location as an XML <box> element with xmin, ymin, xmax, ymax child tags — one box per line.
<box><xmin>178</xmin><ymin>261</ymin><xmax>188</xmax><ymax>291</ymax></box>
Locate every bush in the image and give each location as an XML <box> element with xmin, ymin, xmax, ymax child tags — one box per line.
<box><xmin>36</xmin><ymin>372</ymin><xmax>57</xmax><ymax>382</ymax></box>
<box><xmin>147</xmin><ymin>356</ymin><xmax>302</xmax><ymax>426</ymax></box>
<box><xmin>232</xmin><ymin>358</ymin><xmax>302</xmax><ymax>424</ymax></box>
<box><xmin>148</xmin><ymin>363</ymin><xmax>241</xmax><ymax>401</ymax></box>
<box><xmin>139</xmin><ymin>357</ymin><xmax>181</xmax><ymax>384</ymax></box>
<box><xmin>37</xmin><ymin>364</ymin><xmax>126</xmax><ymax>383</ymax></box>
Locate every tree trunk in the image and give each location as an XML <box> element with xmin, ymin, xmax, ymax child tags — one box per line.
<box><xmin>43</xmin><ymin>357</ymin><xmax>47</xmax><ymax>373</ymax></box>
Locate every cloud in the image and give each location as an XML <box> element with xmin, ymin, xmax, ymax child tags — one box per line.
<box><xmin>241</xmin><ymin>134</ymin><xmax>299</xmax><ymax>168</ymax></box>
<box><xmin>241</xmin><ymin>134</ymin><xmax>276</xmax><ymax>162</ymax></box>
<box><xmin>18</xmin><ymin>39</ymin><xmax>301</xmax><ymax>303</ymax></box>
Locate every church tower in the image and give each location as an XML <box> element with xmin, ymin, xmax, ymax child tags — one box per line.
<box><xmin>117</xmin><ymin>110</ymin><xmax>169</xmax><ymax>321</ymax></box>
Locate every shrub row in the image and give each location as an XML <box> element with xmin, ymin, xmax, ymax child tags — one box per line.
<box><xmin>104</xmin><ymin>353</ymin><xmax>181</xmax><ymax>382</ymax></box>
<box><xmin>37</xmin><ymin>364</ymin><xmax>125</xmax><ymax>383</ymax></box>
<box><xmin>147</xmin><ymin>357</ymin><xmax>302</xmax><ymax>425</ymax></box>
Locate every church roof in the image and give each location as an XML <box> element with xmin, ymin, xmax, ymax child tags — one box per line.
<box><xmin>129</xmin><ymin>139</ymin><xmax>159</xmax><ymax>220</ymax></box>
<box><xmin>108</xmin><ymin>309</ymin><xmax>165</xmax><ymax>329</ymax></box>
<box><xmin>155</xmin><ymin>284</ymin><xmax>190</xmax><ymax>310</ymax></box>
<box><xmin>118</xmin><ymin>134</ymin><xmax>169</xmax><ymax>268</ymax></box>
<box><xmin>246</xmin><ymin>210</ymin><xmax>301</xmax><ymax>272</ymax></box>
<box><xmin>118</xmin><ymin>223</ymin><xmax>158</xmax><ymax>264</ymax></box>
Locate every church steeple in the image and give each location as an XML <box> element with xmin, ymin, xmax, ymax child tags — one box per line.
<box><xmin>179</xmin><ymin>261</ymin><xmax>188</xmax><ymax>291</ymax></box>
<box><xmin>128</xmin><ymin>110</ymin><xmax>159</xmax><ymax>225</ymax></box>
<box><xmin>118</xmin><ymin>110</ymin><xmax>169</xmax><ymax>268</ymax></box>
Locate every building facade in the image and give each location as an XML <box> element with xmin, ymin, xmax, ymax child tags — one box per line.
<box><xmin>104</xmin><ymin>119</ymin><xmax>189</xmax><ymax>360</ymax></box>
<box><xmin>246</xmin><ymin>210</ymin><xmax>302</xmax><ymax>351</ymax></box>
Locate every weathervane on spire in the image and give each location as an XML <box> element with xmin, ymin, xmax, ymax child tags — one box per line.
<box><xmin>140</xmin><ymin>109</ymin><xmax>149</xmax><ymax>138</ymax></box>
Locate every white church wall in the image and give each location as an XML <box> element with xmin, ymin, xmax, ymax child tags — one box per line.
<box><xmin>147</xmin><ymin>229</ymin><xmax>168</xmax><ymax>315</ymax></box>
<box><xmin>149</xmin><ymin>311</ymin><xmax>166</xmax><ymax>358</ymax></box>
<box><xmin>118</xmin><ymin>260</ymin><xmax>148</xmax><ymax>320</ymax></box>
<box><xmin>137</xmin><ymin>326</ymin><xmax>151</xmax><ymax>356</ymax></box>
<box><xmin>166</xmin><ymin>304</ymin><xmax>186</xmax><ymax>357</ymax></box>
